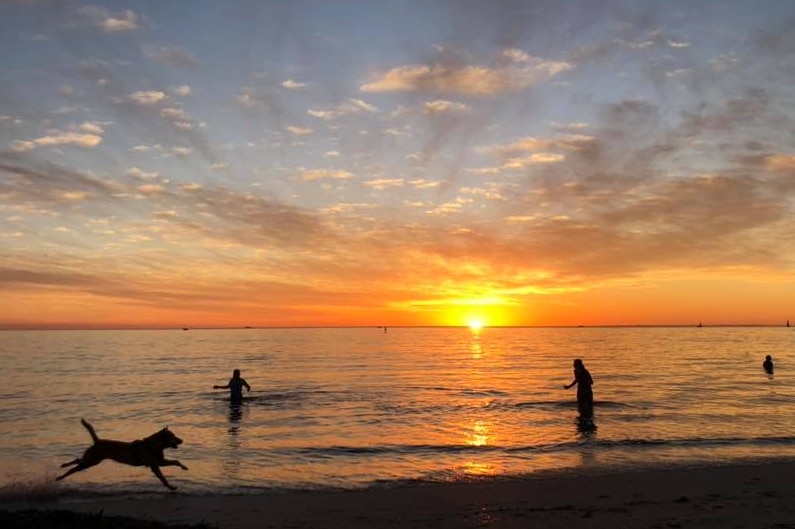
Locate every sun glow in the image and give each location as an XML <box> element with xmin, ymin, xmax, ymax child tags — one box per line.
<box><xmin>439</xmin><ymin>295</ymin><xmax>515</xmax><ymax>328</ymax></box>
<box><xmin>467</xmin><ymin>318</ymin><xmax>484</xmax><ymax>331</ymax></box>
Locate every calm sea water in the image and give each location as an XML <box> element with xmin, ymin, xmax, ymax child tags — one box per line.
<box><xmin>1</xmin><ymin>326</ymin><xmax>794</xmax><ymax>495</ymax></box>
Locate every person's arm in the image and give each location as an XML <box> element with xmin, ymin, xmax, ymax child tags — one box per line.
<box><xmin>243</xmin><ymin>379</ymin><xmax>251</xmax><ymax>392</ymax></box>
<box><xmin>564</xmin><ymin>378</ymin><xmax>577</xmax><ymax>389</ymax></box>
<box><xmin>213</xmin><ymin>383</ymin><xmax>230</xmax><ymax>389</ymax></box>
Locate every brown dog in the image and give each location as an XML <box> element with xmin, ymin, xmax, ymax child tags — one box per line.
<box><xmin>56</xmin><ymin>419</ymin><xmax>188</xmax><ymax>490</ymax></box>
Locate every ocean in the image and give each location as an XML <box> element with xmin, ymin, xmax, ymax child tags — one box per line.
<box><xmin>1</xmin><ymin>326</ymin><xmax>794</xmax><ymax>495</ymax></box>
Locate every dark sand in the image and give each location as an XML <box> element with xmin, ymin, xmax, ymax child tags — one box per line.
<box><xmin>3</xmin><ymin>461</ymin><xmax>795</xmax><ymax>528</ymax></box>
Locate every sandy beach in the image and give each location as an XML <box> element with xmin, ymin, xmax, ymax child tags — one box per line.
<box><xmin>3</xmin><ymin>461</ymin><xmax>795</xmax><ymax>528</ymax></box>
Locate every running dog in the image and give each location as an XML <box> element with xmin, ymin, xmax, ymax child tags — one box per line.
<box><xmin>56</xmin><ymin>419</ymin><xmax>188</xmax><ymax>490</ymax></box>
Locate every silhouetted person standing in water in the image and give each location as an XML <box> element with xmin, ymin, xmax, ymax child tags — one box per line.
<box><xmin>763</xmin><ymin>355</ymin><xmax>774</xmax><ymax>374</ymax></box>
<box><xmin>564</xmin><ymin>359</ymin><xmax>594</xmax><ymax>417</ymax></box>
<box><xmin>214</xmin><ymin>369</ymin><xmax>251</xmax><ymax>405</ymax></box>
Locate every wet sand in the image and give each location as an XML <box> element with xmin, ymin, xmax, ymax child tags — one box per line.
<box><xmin>3</xmin><ymin>461</ymin><xmax>795</xmax><ymax>528</ymax></box>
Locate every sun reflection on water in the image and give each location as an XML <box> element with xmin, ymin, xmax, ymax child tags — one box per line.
<box><xmin>466</xmin><ymin>419</ymin><xmax>493</xmax><ymax>447</ymax></box>
<box><xmin>461</xmin><ymin>460</ymin><xmax>496</xmax><ymax>476</ymax></box>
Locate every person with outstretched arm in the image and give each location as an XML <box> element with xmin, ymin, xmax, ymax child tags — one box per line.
<box><xmin>564</xmin><ymin>359</ymin><xmax>594</xmax><ymax>417</ymax></box>
<box><xmin>213</xmin><ymin>369</ymin><xmax>251</xmax><ymax>405</ymax></box>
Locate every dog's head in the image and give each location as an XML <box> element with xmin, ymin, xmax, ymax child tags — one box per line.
<box><xmin>151</xmin><ymin>427</ymin><xmax>183</xmax><ymax>449</ymax></box>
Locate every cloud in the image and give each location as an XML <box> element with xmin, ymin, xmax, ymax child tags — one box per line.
<box><xmin>502</xmin><ymin>153</ymin><xmax>565</xmax><ymax>168</ymax></box>
<box><xmin>141</xmin><ymin>46</ymin><xmax>199</xmax><ymax>67</ymax></box>
<box><xmin>765</xmin><ymin>154</ymin><xmax>795</xmax><ymax>172</ymax></box>
<box><xmin>667</xmin><ymin>40</ymin><xmax>690</xmax><ymax>48</ymax></box>
<box><xmin>501</xmin><ymin>48</ymin><xmax>532</xmax><ymax>63</ymax></box>
<box><xmin>307</xmin><ymin>98</ymin><xmax>379</xmax><ymax>120</ymax></box>
<box><xmin>160</xmin><ymin>108</ymin><xmax>188</xmax><ymax>120</ymax></box>
<box><xmin>236</xmin><ymin>85</ymin><xmax>286</xmax><ymax>115</ymax></box>
<box><xmin>159</xmin><ymin>107</ymin><xmax>196</xmax><ymax>130</ymax></box>
<box><xmin>408</xmin><ymin>179</ymin><xmax>441</xmax><ymax>189</ymax></box>
<box><xmin>282</xmin><ymin>79</ymin><xmax>308</xmax><ymax>89</ymax></box>
<box><xmin>364</xmin><ymin>178</ymin><xmax>404</xmax><ymax>190</ymax></box>
<box><xmin>77</xmin><ymin>122</ymin><xmax>105</xmax><ymax>134</ymax></box>
<box><xmin>170</xmin><ymin>146</ymin><xmax>192</xmax><ymax>157</ymax></box>
<box><xmin>10</xmin><ymin>129</ymin><xmax>103</xmax><ymax>152</ymax></box>
<box><xmin>299</xmin><ymin>169</ymin><xmax>354</xmax><ymax>181</ymax></box>
<box><xmin>0</xmin><ymin>158</ymin><xmax>123</xmax><ymax>206</ymax></box>
<box><xmin>171</xmin><ymin>85</ymin><xmax>192</xmax><ymax>96</ymax></box>
<box><xmin>485</xmin><ymin>134</ymin><xmax>597</xmax><ymax>157</ymax></box>
<box><xmin>127</xmin><ymin>167</ymin><xmax>160</xmax><ymax>180</ymax></box>
<box><xmin>423</xmin><ymin>100</ymin><xmax>470</xmax><ymax>114</ymax></box>
<box><xmin>137</xmin><ymin>184</ymin><xmax>165</xmax><ymax>195</ymax></box>
<box><xmin>360</xmin><ymin>58</ymin><xmax>572</xmax><ymax>95</ymax></box>
<box><xmin>77</xmin><ymin>6</ymin><xmax>140</xmax><ymax>32</ymax></box>
<box><xmin>127</xmin><ymin>91</ymin><xmax>167</xmax><ymax>106</ymax></box>
<box><xmin>169</xmin><ymin>185</ymin><xmax>327</xmax><ymax>248</ymax></box>
<box><xmin>286</xmin><ymin>125</ymin><xmax>313</xmax><ymax>136</ymax></box>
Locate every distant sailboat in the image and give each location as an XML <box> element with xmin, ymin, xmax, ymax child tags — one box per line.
<box><xmin>697</xmin><ymin>322</ymin><xmax>703</xmax><ymax>328</ymax></box>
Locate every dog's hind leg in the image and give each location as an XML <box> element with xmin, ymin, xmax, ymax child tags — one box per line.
<box><xmin>150</xmin><ymin>466</ymin><xmax>177</xmax><ymax>490</ymax></box>
<box><xmin>55</xmin><ymin>459</ymin><xmax>99</xmax><ymax>481</ymax></box>
<box><xmin>60</xmin><ymin>458</ymin><xmax>81</xmax><ymax>468</ymax></box>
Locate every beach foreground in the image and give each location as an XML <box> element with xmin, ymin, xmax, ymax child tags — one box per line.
<box><xmin>4</xmin><ymin>462</ymin><xmax>795</xmax><ymax>528</ymax></box>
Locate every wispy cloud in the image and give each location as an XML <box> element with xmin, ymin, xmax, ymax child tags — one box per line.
<box><xmin>299</xmin><ymin>169</ymin><xmax>354</xmax><ymax>181</ymax></box>
<box><xmin>308</xmin><ymin>98</ymin><xmax>379</xmax><ymax>120</ymax></box>
<box><xmin>360</xmin><ymin>56</ymin><xmax>572</xmax><ymax>95</ymax></box>
<box><xmin>10</xmin><ymin>123</ymin><xmax>105</xmax><ymax>152</ymax></box>
<box><xmin>127</xmin><ymin>91</ymin><xmax>167</xmax><ymax>106</ymax></box>
<box><xmin>141</xmin><ymin>46</ymin><xmax>199</xmax><ymax>67</ymax></box>
<box><xmin>282</xmin><ymin>79</ymin><xmax>308</xmax><ymax>90</ymax></box>
<box><xmin>77</xmin><ymin>5</ymin><xmax>140</xmax><ymax>33</ymax></box>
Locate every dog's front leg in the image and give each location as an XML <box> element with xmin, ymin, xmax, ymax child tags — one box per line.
<box><xmin>161</xmin><ymin>458</ymin><xmax>188</xmax><ymax>470</ymax></box>
<box><xmin>150</xmin><ymin>466</ymin><xmax>177</xmax><ymax>490</ymax></box>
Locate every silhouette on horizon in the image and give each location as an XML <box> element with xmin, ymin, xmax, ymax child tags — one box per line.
<box><xmin>564</xmin><ymin>359</ymin><xmax>595</xmax><ymax>419</ymax></box>
<box><xmin>213</xmin><ymin>369</ymin><xmax>251</xmax><ymax>405</ymax></box>
<box><xmin>763</xmin><ymin>355</ymin><xmax>774</xmax><ymax>375</ymax></box>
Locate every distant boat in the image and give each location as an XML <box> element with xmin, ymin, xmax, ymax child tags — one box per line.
<box><xmin>697</xmin><ymin>322</ymin><xmax>703</xmax><ymax>328</ymax></box>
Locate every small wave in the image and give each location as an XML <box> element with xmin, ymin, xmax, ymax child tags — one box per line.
<box><xmin>491</xmin><ymin>399</ymin><xmax>633</xmax><ymax>410</ymax></box>
<box><xmin>269</xmin><ymin>434</ymin><xmax>795</xmax><ymax>460</ymax></box>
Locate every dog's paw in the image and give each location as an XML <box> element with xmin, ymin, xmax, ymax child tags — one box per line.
<box><xmin>168</xmin><ymin>485</ymin><xmax>177</xmax><ymax>491</ymax></box>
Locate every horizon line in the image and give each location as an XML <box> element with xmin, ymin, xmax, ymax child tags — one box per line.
<box><xmin>1</xmin><ymin>323</ymin><xmax>792</xmax><ymax>332</ymax></box>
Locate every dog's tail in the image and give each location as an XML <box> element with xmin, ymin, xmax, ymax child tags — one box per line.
<box><xmin>80</xmin><ymin>418</ymin><xmax>100</xmax><ymax>444</ymax></box>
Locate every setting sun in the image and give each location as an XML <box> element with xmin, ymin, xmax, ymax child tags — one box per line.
<box><xmin>437</xmin><ymin>295</ymin><xmax>517</xmax><ymax>328</ymax></box>
<box><xmin>467</xmin><ymin>318</ymin><xmax>485</xmax><ymax>331</ymax></box>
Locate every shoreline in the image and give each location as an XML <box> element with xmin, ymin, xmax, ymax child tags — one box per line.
<box><xmin>4</xmin><ymin>460</ymin><xmax>795</xmax><ymax>528</ymax></box>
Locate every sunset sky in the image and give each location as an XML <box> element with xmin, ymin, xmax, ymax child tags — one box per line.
<box><xmin>1</xmin><ymin>0</ymin><xmax>794</xmax><ymax>329</ymax></box>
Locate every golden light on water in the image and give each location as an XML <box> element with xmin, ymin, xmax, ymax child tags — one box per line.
<box><xmin>471</xmin><ymin>341</ymin><xmax>482</xmax><ymax>359</ymax></box>
<box><xmin>466</xmin><ymin>420</ymin><xmax>493</xmax><ymax>447</ymax></box>
<box><xmin>461</xmin><ymin>461</ymin><xmax>496</xmax><ymax>476</ymax></box>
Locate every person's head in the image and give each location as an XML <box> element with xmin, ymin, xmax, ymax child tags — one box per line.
<box><xmin>233</xmin><ymin>369</ymin><xmax>241</xmax><ymax>378</ymax></box>
<box><xmin>765</xmin><ymin>355</ymin><xmax>772</xmax><ymax>361</ymax></box>
<box><xmin>573</xmin><ymin>359</ymin><xmax>584</xmax><ymax>369</ymax></box>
